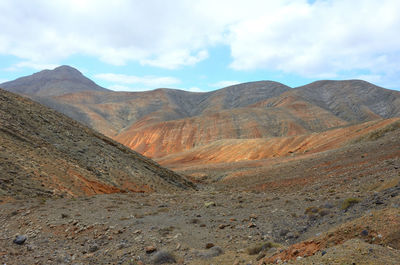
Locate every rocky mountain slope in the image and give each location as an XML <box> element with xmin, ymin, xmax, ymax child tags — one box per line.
<box><xmin>0</xmin><ymin>65</ymin><xmax>109</xmax><ymax>97</ymax></box>
<box><xmin>1</xmin><ymin>125</ymin><xmax>399</xmax><ymax>264</ymax></box>
<box><xmin>3</xmin><ymin>66</ymin><xmax>400</xmax><ymax>169</ymax></box>
<box><xmin>0</xmin><ymin>88</ymin><xmax>194</xmax><ymax>200</ymax></box>
<box><xmin>115</xmin><ymin>99</ymin><xmax>347</xmax><ymax>158</ymax></box>
<box><xmin>1</xmin><ymin>66</ymin><xmax>400</xmax><ymax>264</ymax></box>
<box><xmin>28</xmin><ymin>80</ymin><xmax>292</xmax><ymax>137</ymax></box>
<box><xmin>157</xmin><ymin>118</ymin><xmax>399</xmax><ymax>168</ymax></box>
<box><xmin>291</xmin><ymin>80</ymin><xmax>400</xmax><ymax>122</ymax></box>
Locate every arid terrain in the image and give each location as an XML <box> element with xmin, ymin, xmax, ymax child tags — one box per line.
<box><xmin>1</xmin><ymin>67</ymin><xmax>400</xmax><ymax>264</ymax></box>
<box><xmin>0</xmin><ymin>88</ymin><xmax>193</xmax><ymax>200</ymax></box>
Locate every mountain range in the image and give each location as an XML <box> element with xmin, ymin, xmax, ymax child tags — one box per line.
<box><xmin>2</xmin><ymin>66</ymin><xmax>399</xmax><ymax>173</ymax></box>
<box><xmin>1</xmin><ymin>66</ymin><xmax>400</xmax><ymax>264</ymax></box>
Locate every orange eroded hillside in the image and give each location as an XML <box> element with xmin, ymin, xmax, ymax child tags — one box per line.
<box><xmin>115</xmin><ymin>103</ymin><xmax>347</xmax><ymax>158</ymax></box>
<box><xmin>156</xmin><ymin>118</ymin><xmax>399</xmax><ymax>168</ymax></box>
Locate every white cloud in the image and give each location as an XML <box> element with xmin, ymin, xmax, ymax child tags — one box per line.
<box><xmin>352</xmin><ymin>72</ymin><xmax>400</xmax><ymax>89</ymax></box>
<box><xmin>210</xmin><ymin>80</ymin><xmax>241</xmax><ymax>88</ymax></box>
<box><xmin>108</xmin><ymin>85</ymin><xmax>146</xmax><ymax>92</ymax></box>
<box><xmin>186</xmin><ymin>87</ymin><xmax>204</xmax><ymax>92</ymax></box>
<box><xmin>5</xmin><ymin>61</ymin><xmax>59</xmax><ymax>71</ymax></box>
<box><xmin>0</xmin><ymin>0</ymin><xmax>400</xmax><ymax>87</ymax></box>
<box><xmin>95</xmin><ymin>73</ymin><xmax>181</xmax><ymax>88</ymax></box>
<box><xmin>0</xmin><ymin>79</ymin><xmax>9</xmax><ymax>84</ymax></box>
<box><xmin>141</xmin><ymin>50</ymin><xmax>209</xmax><ymax>69</ymax></box>
<box><xmin>354</xmin><ymin>74</ymin><xmax>383</xmax><ymax>85</ymax></box>
<box><xmin>0</xmin><ymin>0</ymin><xmax>218</xmax><ymax>68</ymax></box>
<box><xmin>227</xmin><ymin>0</ymin><xmax>400</xmax><ymax>79</ymax></box>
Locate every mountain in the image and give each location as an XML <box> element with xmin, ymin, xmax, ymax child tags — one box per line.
<box><xmin>291</xmin><ymin>80</ymin><xmax>400</xmax><ymax>122</ymax></box>
<box><xmin>158</xmin><ymin>118</ymin><xmax>399</xmax><ymax>171</ymax></box>
<box><xmin>115</xmin><ymin>103</ymin><xmax>347</xmax><ymax>158</ymax></box>
<box><xmin>51</xmin><ymin>80</ymin><xmax>399</xmax><ymax>159</ymax></box>
<box><xmin>0</xmin><ymin>88</ymin><xmax>194</xmax><ymax>199</ymax></box>
<box><xmin>3</xmin><ymin>66</ymin><xmax>400</xmax><ymax>168</ymax></box>
<box><xmin>0</xmin><ymin>65</ymin><xmax>109</xmax><ymax>96</ymax></box>
<box><xmin>1</xmin><ymin>68</ymin><xmax>400</xmax><ymax>265</ymax></box>
<box><xmin>31</xmin><ymin>81</ymin><xmax>291</xmax><ymax>136</ymax></box>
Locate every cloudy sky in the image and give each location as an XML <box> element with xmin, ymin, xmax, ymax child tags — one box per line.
<box><xmin>1</xmin><ymin>0</ymin><xmax>400</xmax><ymax>91</ymax></box>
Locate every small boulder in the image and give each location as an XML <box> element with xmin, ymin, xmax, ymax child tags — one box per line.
<box><xmin>13</xmin><ymin>235</ymin><xmax>27</xmax><ymax>245</ymax></box>
<box><xmin>196</xmin><ymin>246</ymin><xmax>224</xmax><ymax>259</ymax></box>
<box><xmin>279</xmin><ymin>229</ymin><xmax>289</xmax><ymax>237</ymax></box>
<box><xmin>205</xmin><ymin>243</ymin><xmax>215</xmax><ymax>249</ymax></box>
<box><xmin>218</xmin><ymin>224</ymin><xmax>228</xmax><ymax>229</ymax></box>
<box><xmin>151</xmin><ymin>250</ymin><xmax>176</xmax><ymax>264</ymax></box>
<box><xmin>248</xmin><ymin>222</ymin><xmax>257</xmax><ymax>228</ymax></box>
<box><xmin>88</xmin><ymin>244</ymin><xmax>99</xmax><ymax>253</ymax></box>
<box><xmin>250</xmin><ymin>213</ymin><xmax>258</xmax><ymax>219</ymax></box>
<box><xmin>204</xmin><ymin>202</ymin><xmax>216</xmax><ymax>208</ymax></box>
<box><xmin>61</xmin><ymin>213</ymin><xmax>69</xmax><ymax>218</ymax></box>
<box><xmin>286</xmin><ymin>232</ymin><xmax>297</xmax><ymax>239</ymax></box>
<box><xmin>145</xmin><ymin>245</ymin><xmax>157</xmax><ymax>254</ymax></box>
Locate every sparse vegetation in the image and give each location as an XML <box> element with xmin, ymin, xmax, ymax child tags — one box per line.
<box><xmin>39</xmin><ymin>197</ymin><xmax>47</xmax><ymax>205</ymax></box>
<box><xmin>304</xmin><ymin>206</ymin><xmax>319</xmax><ymax>215</ymax></box>
<box><xmin>342</xmin><ymin>198</ymin><xmax>361</xmax><ymax>210</ymax></box>
<box><xmin>304</xmin><ymin>206</ymin><xmax>331</xmax><ymax>217</ymax></box>
<box><xmin>247</xmin><ymin>242</ymin><xmax>279</xmax><ymax>255</ymax></box>
<box><xmin>354</xmin><ymin>120</ymin><xmax>400</xmax><ymax>143</ymax></box>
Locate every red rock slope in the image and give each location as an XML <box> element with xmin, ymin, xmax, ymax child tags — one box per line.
<box><xmin>0</xmin><ymin>88</ymin><xmax>194</xmax><ymax>200</ymax></box>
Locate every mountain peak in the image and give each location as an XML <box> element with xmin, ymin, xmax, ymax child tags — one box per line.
<box><xmin>53</xmin><ymin>65</ymin><xmax>82</xmax><ymax>74</ymax></box>
<box><xmin>0</xmin><ymin>65</ymin><xmax>108</xmax><ymax>97</ymax></box>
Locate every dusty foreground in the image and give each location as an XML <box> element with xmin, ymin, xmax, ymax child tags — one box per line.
<box><xmin>1</xmin><ymin>183</ymin><xmax>400</xmax><ymax>265</ymax></box>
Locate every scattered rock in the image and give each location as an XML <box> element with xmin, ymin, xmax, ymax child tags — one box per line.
<box><xmin>286</xmin><ymin>232</ymin><xmax>297</xmax><ymax>239</ymax></box>
<box><xmin>26</xmin><ymin>244</ymin><xmax>34</xmax><ymax>251</ymax></box>
<box><xmin>13</xmin><ymin>235</ymin><xmax>27</xmax><ymax>245</ymax></box>
<box><xmin>190</xmin><ymin>218</ymin><xmax>200</xmax><ymax>224</ymax></box>
<box><xmin>323</xmin><ymin>203</ymin><xmax>334</xmax><ymax>209</ymax></box>
<box><xmin>118</xmin><ymin>241</ymin><xmax>129</xmax><ymax>249</ymax></box>
<box><xmin>204</xmin><ymin>202</ymin><xmax>216</xmax><ymax>208</ymax></box>
<box><xmin>61</xmin><ymin>213</ymin><xmax>69</xmax><ymax>218</ymax></box>
<box><xmin>151</xmin><ymin>250</ymin><xmax>176</xmax><ymax>264</ymax></box>
<box><xmin>248</xmin><ymin>222</ymin><xmax>256</xmax><ymax>228</ymax></box>
<box><xmin>88</xmin><ymin>244</ymin><xmax>99</xmax><ymax>253</ymax></box>
<box><xmin>218</xmin><ymin>224</ymin><xmax>228</xmax><ymax>229</ymax></box>
<box><xmin>249</xmin><ymin>213</ymin><xmax>258</xmax><ymax>219</ymax></box>
<box><xmin>145</xmin><ymin>245</ymin><xmax>157</xmax><ymax>254</ymax></box>
<box><xmin>205</xmin><ymin>243</ymin><xmax>215</xmax><ymax>249</ymax></box>
<box><xmin>318</xmin><ymin>209</ymin><xmax>330</xmax><ymax>216</ymax></box>
<box><xmin>196</xmin><ymin>246</ymin><xmax>224</xmax><ymax>259</ymax></box>
<box><xmin>279</xmin><ymin>229</ymin><xmax>289</xmax><ymax>237</ymax></box>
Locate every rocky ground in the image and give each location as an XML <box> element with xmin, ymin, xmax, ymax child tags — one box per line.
<box><xmin>1</xmin><ymin>87</ymin><xmax>400</xmax><ymax>264</ymax></box>
<box><xmin>0</xmin><ymin>88</ymin><xmax>194</xmax><ymax>200</ymax></box>
<box><xmin>1</xmin><ymin>179</ymin><xmax>399</xmax><ymax>264</ymax></box>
